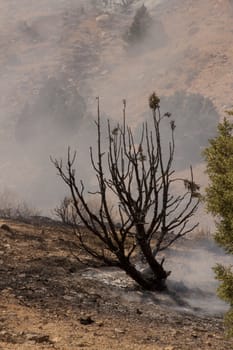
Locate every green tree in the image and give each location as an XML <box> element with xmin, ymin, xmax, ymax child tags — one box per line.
<box><xmin>124</xmin><ymin>4</ymin><xmax>152</xmax><ymax>44</ymax></box>
<box><xmin>203</xmin><ymin>117</ymin><xmax>233</xmax><ymax>337</ymax></box>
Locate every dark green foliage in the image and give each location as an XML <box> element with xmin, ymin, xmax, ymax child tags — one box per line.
<box><xmin>124</xmin><ymin>5</ymin><xmax>152</xmax><ymax>44</ymax></box>
<box><xmin>16</xmin><ymin>76</ymin><xmax>86</xmax><ymax>143</ymax></box>
<box><xmin>214</xmin><ymin>264</ymin><xmax>233</xmax><ymax>337</ymax></box>
<box><xmin>160</xmin><ymin>91</ymin><xmax>219</xmax><ymax>169</ymax></box>
<box><xmin>203</xmin><ymin>118</ymin><xmax>233</xmax><ymax>252</ymax></box>
<box><xmin>149</xmin><ymin>92</ymin><xmax>160</xmax><ymax>109</ymax></box>
<box><xmin>203</xmin><ymin>117</ymin><xmax>233</xmax><ymax>337</ymax></box>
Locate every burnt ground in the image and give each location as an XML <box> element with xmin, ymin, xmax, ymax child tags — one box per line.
<box><xmin>0</xmin><ymin>219</ymin><xmax>232</xmax><ymax>350</ymax></box>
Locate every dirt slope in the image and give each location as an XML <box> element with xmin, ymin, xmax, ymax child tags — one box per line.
<box><xmin>0</xmin><ymin>219</ymin><xmax>232</xmax><ymax>350</ymax></box>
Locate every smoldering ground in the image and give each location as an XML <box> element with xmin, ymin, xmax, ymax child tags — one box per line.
<box><xmin>165</xmin><ymin>237</ymin><xmax>232</xmax><ymax>315</ymax></box>
<box><xmin>82</xmin><ymin>235</ymin><xmax>233</xmax><ymax>316</ymax></box>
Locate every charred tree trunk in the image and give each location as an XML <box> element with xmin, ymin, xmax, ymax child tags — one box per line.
<box><xmin>118</xmin><ymin>258</ymin><xmax>153</xmax><ymax>290</ymax></box>
<box><xmin>136</xmin><ymin>223</ymin><xmax>168</xmax><ymax>289</ymax></box>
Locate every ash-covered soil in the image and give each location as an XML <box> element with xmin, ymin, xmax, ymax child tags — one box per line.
<box><xmin>0</xmin><ymin>219</ymin><xmax>232</xmax><ymax>350</ymax></box>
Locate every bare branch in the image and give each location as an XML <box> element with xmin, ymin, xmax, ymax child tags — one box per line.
<box><xmin>52</xmin><ymin>93</ymin><xmax>199</xmax><ymax>291</ymax></box>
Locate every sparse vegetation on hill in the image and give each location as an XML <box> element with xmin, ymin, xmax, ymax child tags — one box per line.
<box><xmin>0</xmin><ymin>188</ymin><xmax>40</xmax><ymax>220</ymax></box>
<box><xmin>124</xmin><ymin>4</ymin><xmax>153</xmax><ymax>44</ymax></box>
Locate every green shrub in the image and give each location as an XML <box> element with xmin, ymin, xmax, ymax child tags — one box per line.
<box><xmin>203</xmin><ymin>117</ymin><xmax>233</xmax><ymax>337</ymax></box>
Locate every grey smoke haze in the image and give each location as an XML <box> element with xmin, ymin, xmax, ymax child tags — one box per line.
<box><xmin>165</xmin><ymin>238</ymin><xmax>232</xmax><ymax>315</ymax></box>
<box><xmin>0</xmin><ymin>0</ymin><xmax>219</xmax><ymax>217</ymax></box>
<box><xmin>0</xmin><ymin>0</ymin><xmax>98</xmax><ymax>212</ymax></box>
<box><xmin>82</xmin><ymin>237</ymin><xmax>233</xmax><ymax>316</ymax></box>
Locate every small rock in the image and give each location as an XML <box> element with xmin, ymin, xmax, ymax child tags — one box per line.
<box><xmin>171</xmin><ymin>329</ymin><xmax>178</xmax><ymax>336</ymax></box>
<box><xmin>191</xmin><ymin>333</ymin><xmax>198</xmax><ymax>338</ymax></box>
<box><xmin>96</xmin><ymin>14</ymin><xmax>110</xmax><ymax>23</ymax></box>
<box><xmin>1</xmin><ymin>287</ymin><xmax>13</xmax><ymax>294</ymax></box>
<box><xmin>51</xmin><ymin>336</ymin><xmax>60</xmax><ymax>343</ymax></box>
<box><xmin>19</xmin><ymin>273</ymin><xmax>26</xmax><ymax>278</ymax></box>
<box><xmin>78</xmin><ymin>342</ymin><xmax>91</xmax><ymax>347</ymax></box>
<box><xmin>80</xmin><ymin>316</ymin><xmax>94</xmax><ymax>325</ymax></box>
<box><xmin>68</xmin><ymin>267</ymin><xmax>76</xmax><ymax>273</ymax></box>
<box><xmin>63</xmin><ymin>295</ymin><xmax>73</xmax><ymax>301</ymax></box>
<box><xmin>25</xmin><ymin>333</ymin><xmax>51</xmax><ymax>344</ymax></box>
<box><xmin>206</xmin><ymin>341</ymin><xmax>212</xmax><ymax>346</ymax></box>
<box><xmin>0</xmin><ymin>330</ymin><xmax>7</xmax><ymax>336</ymax></box>
<box><xmin>114</xmin><ymin>328</ymin><xmax>125</xmax><ymax>334</ymax></box>
<box><xmin>1</xmin><ymin>224</ymin><xmax>12</xmax><ymax>232</ymax></box>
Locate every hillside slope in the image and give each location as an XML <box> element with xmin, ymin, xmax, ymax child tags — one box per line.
<box><xmin>92</xmin><ymin>0</ymin><xmax>233</xmax><ymax>117</ymax></box>
<box><xmin>0</xmin><ymin>0</ymin><xmax>232</xmax><ymax>211</ymax></box>
<box><xmin>0</xmin><ymin>219</ymin><xmax>232</xmax><ymax>349</ymax></box>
